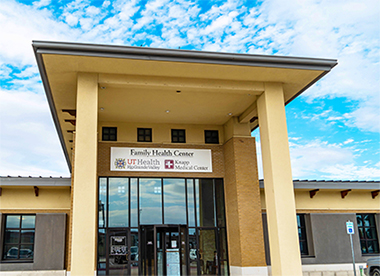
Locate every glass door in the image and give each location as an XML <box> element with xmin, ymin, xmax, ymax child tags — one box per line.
<box><xmin>108</xmin><ymin>229</ymin><xmax>130</xmax><ymax>275</ymax></box>
<box><xmin>140</xmin><ymin>225</ymin><xmax>187</xmax><ymax>276</ymax></box>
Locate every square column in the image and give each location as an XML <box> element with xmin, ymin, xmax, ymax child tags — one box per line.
<box><xmin>223</xmin><ymin>123</ymin><xmax>267</xmax><ymax>275</ymax></box>
<box><xmin>257</xmin><ymin>83</ymin><xmax>302</xmax><ymax>276</ymax></box>
<box><xmin>70</xmin><ymin>73</ymin><xmax>98</xmax><ymax>275</ymax></box>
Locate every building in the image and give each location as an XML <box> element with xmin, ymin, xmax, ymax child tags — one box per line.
<box><xmin>0</xmin><ymin>41</ymin><xmax>379</xmax><ymax>276</ymax></box>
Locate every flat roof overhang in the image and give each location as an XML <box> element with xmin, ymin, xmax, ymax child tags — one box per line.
<box><xmin>32</xmin><ymin>41</ymin><xmax>337</xmax><ymax>171</ymax></box>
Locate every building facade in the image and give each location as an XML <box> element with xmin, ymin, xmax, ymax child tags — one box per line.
<box><xmin>0</xmin><ymin>41</ymin><xmax>379</xmax><ymax>276</ymax></box>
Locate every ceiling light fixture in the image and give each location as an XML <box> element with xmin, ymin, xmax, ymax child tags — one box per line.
<box><xmin>228</xmin><ymin>112</ymin><xmax>233</xmax><ymax>116</ymax></box>
<box><xmin>166</xmin><ymin>110</ymin><xmax>170</xmax><ymax>113</ymax></box>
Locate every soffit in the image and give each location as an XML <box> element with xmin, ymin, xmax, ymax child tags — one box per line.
<box><xmin>35</xmin><ymin>44</ymin><xmax>336</xmax><ymax>171</ymax></box>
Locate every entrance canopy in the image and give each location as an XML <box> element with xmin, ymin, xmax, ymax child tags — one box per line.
<box><xmin>32</xmin><ymin>41</ymin><xmax>337</xmax><ymax>169</ymax></box>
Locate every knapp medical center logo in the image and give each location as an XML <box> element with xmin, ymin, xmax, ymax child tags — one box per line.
<box><xmin>111</xmin><ymin>147</ymin><xmax>212</xmax><ymax>173</ymax></box>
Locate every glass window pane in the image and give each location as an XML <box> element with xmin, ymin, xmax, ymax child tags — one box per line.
<box><xmin>364</xmin><ymin>215</ymin><xmax>371</xmax><ymax>227</ymax></box>
<box><xmin>356</xmin><ymin>215</ymin><xmax>363</xmax><ymax>227</ymax></box>
<box><xmin>21</xmin><ymin>216</ymin><xmax>35</xmax><ymax>229</ymax></box>
<box><xmin>130</xmin><ymin>178</ymin><xmax>138</xmax><ymax>227</ymax></box>
<box><xmin>19</xmin><ymin>245</ymin><xmax>34</xmax><ymax>260</ymax></box>
<box><xmin>196</xmin><ymin>179</ymin><xmax>215</xmax><ymax>227</ymax></box>
<box><xmin>361</xmin><ymin>241</ymin><xmax>367</xmax><ymax>254</ymax></box>
<box><xmin>130</xmin><ymin>229</ymin><xmax>139</xmax><ymax>274</ymax></box>
<box><xmin>109</xmin><ymin>178</ymin><xmax>129</xmax><ymax>227</ymax></box>
<box><xmin>359</xmin><ymin>228</ymin><xmax>364</xmax><ymax>239</ymax></box>
<box><xmin>98</xmin><ymin>229</ymin><xmax>106</xmax><ymax>263</ymax></box>
<box><xmin>99</xmin><ymin>178</ymin><xmax>107</xmax><ymax>228</ymax></box>
<box><xmin>187</xmin><ymin>179</ymin><xmax>196</xmax><ymax>227</ymax></box>
<box><xmin>21</xmin><ymin>230</ymin><xmax>35</xmax><ymax>244</ymax></box>
<box><xmin>215</xmin><ymin>179</ymin><xmax>226</xmax><ymax>227</ymax></box>
<box><xmin>198</xmin><ymin>229</ymin><xmax>217</xmax><ymax>275</ymax></box>
<box><xmin>140</xmin><ymin>178</ymin><xmax>162</xmax><ymax>224</ymax></box>
<box><xmin>219</xmin><ymin>228</ymin><xmax>228</xmax><ymax>260</ymax></box>
<box><xmin>5</xmin><ymin>229</ymin><xmax>19</xmax><ymax>244</ymax></box>
<box><xmin>6</xmin><ymin>215</ymin><xmax>21</xmax><ymax>228</ymax></box>
<box><xmin>164</xmin><ymin>179</ymin><xmax>186</xmax><ymax>224</ymax></box>
<box><xmin>3</xmin><ymin>245</ymin><xmax>19</xmax><ymax>259</ymax></box>
<box><xmin>189</xmin><ymin>228</ymin><xmax>198</xmax><ymax>276</ymax></box>
<box><xmin>367</xmin><ymin>240</ymin><xmax>379</xmax><ymax>254</ymax></box>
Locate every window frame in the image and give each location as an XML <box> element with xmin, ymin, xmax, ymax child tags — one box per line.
<box><xmin>297</xmin><ymin>214</ymin><xmax>309</xmax><ymax>256</ymax></box>
<box><xmin>356</xmin><ymin>213</ymin><xmax>379</xmax><ymax>255</ymax></box>
<box><xmin>171</xmin><ymin>129</ymin><xmax>186</xmax><ymax>143</ymax></box>
<box><xmin>2</xmin><ymin>214</ymin><xmax>36</xmax><ymax>262</ymax></box>
<box><xmin>137</xmin><ymin>128</ymin><xmax>152</xmax><ymax>142</ymax></box>
<box><xmin>204</xmin><ymin>130</ymin><xmax>219</xmax><ymax>144</ymax></box>
<box><xmin>102</xmin><ymin>127</ymin><xmax>117</xmax><ymax>141</ymax></box>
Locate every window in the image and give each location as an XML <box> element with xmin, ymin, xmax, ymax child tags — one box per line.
<box><xmin>2</xmin><ymin>215</ymin><xmax>35</xmax><ymax>261</ymax></box>
<box><xmin>171</xmin><ymin>129</ymin><xmax>186</xmax><ymax>143</ymax></box>
<box><xmin>102</xmin><ymin>127</ymin><xmax>117</xmax><ymax>141</ymax></box>
<box><xmin>297</xmin><ymin>214</ymin><xmax>308</xmax><ymax>255</ymax></box>
<box><xmin>137</xmin><ymin>128</ymin><xmax>152</xmax><ymax>142</ymax></box>
<box><xmin>204</xmin><ymin>130</ymin><xmax>219</xmax><ymax>144</ymax></box>
<box><xmin>357</xmin><ymin>214</ymin><xmax>379</xmax><ymax>254</ymax></box>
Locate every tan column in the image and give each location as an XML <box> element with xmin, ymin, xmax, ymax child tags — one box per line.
<box><xmin>70</xmin><ymin>73</ymin><xmax>98</xmax><ymax>276</ymax></box>
<box><xmin>257</xmin><ymin>83</ymin><xmax>302</xmax><ymax>276</ymax></box>
<box><xmin>223</xmin><ymin>117</ymin><xmax>267</xmax><ymax>275</ymax></box>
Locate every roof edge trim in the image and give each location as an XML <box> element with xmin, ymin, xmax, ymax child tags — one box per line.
<box><xmin>32</xmin><ymin>41</ymin><xmax>338</xmax><ymax>71</ymax></box>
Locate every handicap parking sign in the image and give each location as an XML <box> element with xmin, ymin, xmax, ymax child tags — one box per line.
<box><xmin>346</xmin><ymin>221</ymin><xmax>354</xmax><ymax>235</ymax></box>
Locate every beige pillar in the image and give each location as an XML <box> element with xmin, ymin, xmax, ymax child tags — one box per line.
<box><xmin>257</xmin><ymin>83</ymin><xmax>302</xmax><ymax>276</ymax></box>
<box><xmin>70</xmin><ymin>73</ymin><xmax>98</xmax><ymax>276</ymax></box>
<box><xmin>223</xmin><ymin>117</ymin><xmax>267</xmax><ymax>276</ymax></box>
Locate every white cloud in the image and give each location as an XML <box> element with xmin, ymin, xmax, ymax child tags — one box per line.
<box><xmin>0</xmin><ymin>89</ymin><xmax>69</xmax><ymax>177</ymax></box>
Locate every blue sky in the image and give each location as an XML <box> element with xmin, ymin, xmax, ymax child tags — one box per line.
<box><xmin>0</xmin><ymin>0</ymin><xmax>379</xmax><ymax>180</ymax></box>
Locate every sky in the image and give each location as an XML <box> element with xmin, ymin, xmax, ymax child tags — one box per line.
<box><xmin>0</xmin><ymin>0</ymin><xmax>379</xmax><ymax>180</ymax></box>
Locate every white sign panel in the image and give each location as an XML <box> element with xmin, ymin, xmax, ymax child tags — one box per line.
<box><xmin>111</xmin><ymin>147</ymin><xmax>212</xmax><ymax>172</ymax></box>
<box><xmin>346</xmin><ymin>221</ymin><xmax>355</xmax><ymax>235</ymax></box>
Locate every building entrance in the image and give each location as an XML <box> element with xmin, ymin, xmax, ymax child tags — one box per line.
<box><xmin>140</xmin><ymin>225</ymin><xmax>187</xmax><ymax>276</ymax></box>
<box><xmin>97</xmin><ymin>177</ymin><xmax>229</xmax><ymax>275</ymax></box>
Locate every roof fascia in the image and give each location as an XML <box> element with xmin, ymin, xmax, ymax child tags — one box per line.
<box><xmin>259</xmin><ymin>180</ymin><xmax>380</xmax><ymax>190</ymax></box>
<box><xmin>32</xmin><ymin>41</ymin><xmax>338</xmax><ymax>71</ymax></box>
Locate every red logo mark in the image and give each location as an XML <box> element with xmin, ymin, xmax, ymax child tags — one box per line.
<box><xmin>165</xmin><ymin>160</ymin><xmax>174</xmax><ymax>169</ymax></box>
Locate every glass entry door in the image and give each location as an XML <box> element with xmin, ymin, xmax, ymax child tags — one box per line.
<box><xmin>140</xmin><ymin>225</ymin><xmax>187</xmax><ymax>276</ymax></box>
<box><xmin>105</xmin><ymin>229</ymin><xmax>139</xmax><ymax>275</ymax></box>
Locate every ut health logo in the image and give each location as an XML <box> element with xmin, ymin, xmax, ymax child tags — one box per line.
<box><xmin>165</xmin><ymin>160</ymin><xmax>174</xmax><ymax>169</ymax></box>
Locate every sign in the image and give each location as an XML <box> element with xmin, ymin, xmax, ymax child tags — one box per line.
<box><xmin>166</xmin><ymin>249</ymin><xmax>180</xmax><ymax>276</ymax></box>
<box><xmin>346</xmin><ymin>221</ymin><xmax>355</xmax><ymax>235</ymax></box>
<box><xmin>111</xmin><ymin>147</ymin><xmax>212</xmax><ymax>172</ymax></box>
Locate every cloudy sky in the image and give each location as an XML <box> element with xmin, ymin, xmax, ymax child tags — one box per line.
<box><xmin>0</xmin><ymin>0</ymin><xmax>379</xmax><ymax>180</ymax></box>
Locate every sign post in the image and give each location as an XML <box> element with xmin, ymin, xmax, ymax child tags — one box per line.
<box><xmin>346</xmin><ymin>221</ymin><xmax>357</xmax><ymax>276</ymax></box>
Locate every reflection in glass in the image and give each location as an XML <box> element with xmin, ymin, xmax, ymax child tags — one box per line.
<box><xmin>109</xmin><ymin>178</ymin><xmax>129</xmax><ymax>227</ymax></box>
<box><xmin>99</xmin><ymin>178</ymin><xmax>107</xmax><ymax>228</ymax></box>
<box><xmin>19</xmin><ymin>244</ymin><xmax>34</xmax><ymax>260</ymax></box>
<box><xmin>5</xmin><ymin>230</ymin><xmax>19</xmax><ymax>244</ymax></box>
<box><xmin>215</xmin><ymin>179</ymin><xmax>226</xmax><ymax>227</ymax></box>
<box><xmin>21</xmin><ymin>230</ymin><xmax>35</xmax><ymax>244</ymax></box>
<box><xmin>189</xmin><ymin>228</ymin><xmax>198</xmax><ymax>275</ymax></box>
<box><xmin>187</xmin><ymin>179</ymin><xmax>195</xmax><ymax>227</ymax></box>
<box><xmin>197</xmin><ymin>179</ymin><xmax>215</xmax><ymax>227</ymax></box>
<box><xmin>218</xmin><ymin>228</ymin><xmax>228</xmax><ymax>260</ymax></box>
<box><xmin>140</xmin><ymin>178</ymin><xmax>162</xmax><ymax>225</ymax></box>
<box><xmin>130</xmin><ymin>229</ymin><xmax>139</xmax><ymax>276</ymax></box>
<box><xmin>199</xmin><ymin>229</ymin><xmax>217</xmax><ymax>275</ymax></box>
<box><xmin>21</xmin><ymin>216</ymin><xmax>35</xmax><ymax>229</ymax></box>
<box><xmin>98</xmin><ymin>229</ymin><xmax>106</xmax><ymax>263</ymax></box>
<box><xmin>164</xmin><ymin>179</ymin><xmax>186</xmax><ymax>224</ymax></box>
<box><xmin>109</xmin><ymin>232</ymin><xmax>129</xmax><ymax>274</ymax></box>
<box><xmin>6</xmin><ymin>215</ymin><xmax>20</xmax><ymax>228</ymax></box>
<box><xmin>130</xmin><ymin>178</ymin><xmax>138</xmax><ymax>227</ymax></box>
